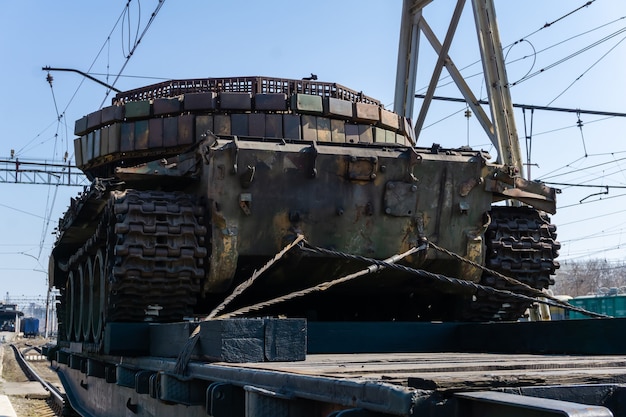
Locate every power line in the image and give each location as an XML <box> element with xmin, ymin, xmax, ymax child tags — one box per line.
<box><xmin>545</xmin><ymin>182</ymin><xmax>626</xmax><ymax>189</ymax></box>
<box><xmin>417</xmin><ymin>1</ymin><xmax>601</xmax><ymax>94</ymax></box>
<box><xmin>546</xmin><ymin>32</ymin><xmax>626</xmax><ymax>105</ymax></box>
<box><xmin>558</xmin><ymin>191</ymin><xmax>626</xmax><ymax>209</ymax></box>
<box><xmin>0</xmin><ymin>203</ymin><xmax>46</xmax><ymax>220</ymax></box>
<box><xmin>511</xmin><ymin>26</ymin><xmax>626</xmax><ymax>87</ymax></box>
<box><xmin>540</xmin><ymin>156</ymin><xmax>626</xmax><ymax>181</ymax></box>
<box><xmin>414</xmin><ymin>94</ymin><xmax>626</xmax><ymax>118</ymax></box>
<box><xmin>99</xmin><ymin>0</ymin><xmax>167</xmax><ymax>108</ymax></box>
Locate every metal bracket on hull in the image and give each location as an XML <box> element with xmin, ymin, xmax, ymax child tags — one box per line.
<box><xmin>486</xmin><ymin>169</ymin><xmax>559</xmax><ymax>214</ymax></box>
<box><xmin>455</xmin><ymin>391</ymin><xmax>613</xmax><ymax>417</ymax></box>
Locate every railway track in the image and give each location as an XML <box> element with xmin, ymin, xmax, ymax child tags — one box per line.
<box><xmin>4</xmin><ymin>342</ymin><xmax>68</xmax><ymax>417</ymax></box>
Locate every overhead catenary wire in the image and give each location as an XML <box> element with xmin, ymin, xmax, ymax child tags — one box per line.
<box><xmin>416</xmin><ymin>0</ymin><xmax>600</xmax><ymax>94</ymax></box>
<box><xmin>59</xmin><ymin>3</ymin><xmax>132</xmax><ymax>116</ymax></box>
<box><xmin>511</xmin><ymin>25</ymin><xmax>626</xmax><ymax>87</ymax></box>
<box><xmin>28</xmin><ymin>1</ymin><xmax>167</xmax><ymax>268</ymax></box>
<box><xmin>560</xmin><ymin>229</ymin><xmax>626</xmax><ymax>244</ymax></box>
<box><xmin>99</xmin><ymin>0</ymin><xmax>167</xmax><ymax>108</ymax></box>
<box><xmin>558</xmin><ymin>191</ymin><xmax>626</xmax><ymax>210</ymax></box>
<box><xmin>546</xmin><ymin>32</ymin><xmax>626</xmax><ymax>106</ymax></box>
<box><xmin>539</xmin><ymin>156</ymin><xmax>626</xmax><ymax>181</ymax></box>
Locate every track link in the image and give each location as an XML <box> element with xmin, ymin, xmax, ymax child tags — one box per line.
<box><xmin>108</xmin><ymin>190</ymin><xmax>207</xmax><ymax>322</ymax></box>
<box><xmin>464</xmin><ymin>206</ymin><xmax>560</xmax><ymax>321</ymax></box>
<box><xmin>62</xmin><ymin>189</ymin><xmax>207</xmax><ymax>344</ymax></box>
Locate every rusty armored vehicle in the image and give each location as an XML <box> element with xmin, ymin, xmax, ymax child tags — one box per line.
<box><xmin>49</xmin><ymin>74</ymin><xmax>559</xmax><ymax>347</ymax></box>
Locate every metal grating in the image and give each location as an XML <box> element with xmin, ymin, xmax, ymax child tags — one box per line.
<box><xmin>114</xmin><ymin>76</ymin><xmax>381</xmax><ymax>106</ymax></box>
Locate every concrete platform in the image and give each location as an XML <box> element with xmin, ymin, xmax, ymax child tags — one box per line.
<box><xmin>0</xmin><ymin>334</ymin><xmax>50</xmax><ymax>417</ymax></box>
<box><xmin>0</xmin><ymin>395</ymin><xmax>17</xmax><ymax>417</ymax></box>
<box><xmin>1</xmin><ymin>381</ymin><xmax>49</xmax><ymax>399</ymax></box>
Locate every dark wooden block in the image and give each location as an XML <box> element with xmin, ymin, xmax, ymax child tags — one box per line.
<box><xmin>199</xmin><ymin>319</ymin><xmax>265</xmax><ymax>362</ymax></box>
<box><xmin>104</xmin><ymin>323</ymin><xmax>150</xmax><ymax>356</ymax></box>
<box><xmin>197</xmin><ymin>318</ymin><xmax>306</xmax><ymax>363</ymax></box>
<box><xmin>220</xmin><ymin>92</ymin><xmax>252</xmax><ymax>110</ymax></box>
<box><xmin>149</xmin><ymin>322</ymin><xmax>200</xmax><ymax>358</ymax></box>
<box><xmin>231</xmin><ymin>113</ymin><xmax>249</xmax><ymax>136</ymax></box>
<box><xmin>184</xmin><ymin>92</ymin><xmax>217</xmax><ymax>111</ymax></box>
<box><xmin>264</xmin><ymin>319</ymin><xmax>306</xmax><ymax>361</ymax></box>
<box><xmin>255</xmin><ymin>93</ymin><xmax>287</xmax><ymax>111</ymax></box>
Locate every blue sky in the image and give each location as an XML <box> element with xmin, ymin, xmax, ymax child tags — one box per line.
<box><xmin>0</xmin><ymin>0</ymin><xmax>625</xmax><ymax>302</ymax></box>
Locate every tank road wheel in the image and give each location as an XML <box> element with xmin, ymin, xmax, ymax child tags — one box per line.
<box><xmin>82</xmin><ymin>257</ymin><xmax>94</xmax><ymax>342</ymax></box>
<box><xmin>64</xmin><ymin>272</ymin><xmax>75</xmax><ymax>342</ymax></box>
<box><xmin>74</xmin><ymin>263</ymin><xmax>85</xmax><ymax>342</ymax></box>
<box><xmin>91</xmin><ymin>249</ymin><xmax>106</xmax><ymax>344</ymax></box>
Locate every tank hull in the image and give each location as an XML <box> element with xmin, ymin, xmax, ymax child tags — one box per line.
<box><xmin>50</xmin><ymin>77</ymin><xmax>559</xmax><ymax>347</ymax></box>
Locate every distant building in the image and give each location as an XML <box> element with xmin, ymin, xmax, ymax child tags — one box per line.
<box><xmin>0</xmin><ymin>303</ymin><xmax>24</xmax><ymax>333</ymax></box>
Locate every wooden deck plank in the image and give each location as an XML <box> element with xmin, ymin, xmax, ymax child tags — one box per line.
<box><xmin>219</xmin><ymin>352</ymin><xmax>626</xmax><ymax>390</ymax></box>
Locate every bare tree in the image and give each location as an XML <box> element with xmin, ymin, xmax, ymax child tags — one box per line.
<box><xmin>553</xmin><ymin>259</ymin><xmax>626</xmax><ymax>297</ymax></box>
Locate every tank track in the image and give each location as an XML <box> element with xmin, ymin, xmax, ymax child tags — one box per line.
<box><xmin>463</xmin><ymin>206</ymin><xmax>560</xmax><ymax>321</ymax></box>
<box><xmin>63</xmin><ymin>189</ymin><xmax>207</xmax><ymax>343</ymax></box>
<box><xmin>109</xmin><ymin>190</ymin><xmax>207</xmax><ymax>321</ymax></box>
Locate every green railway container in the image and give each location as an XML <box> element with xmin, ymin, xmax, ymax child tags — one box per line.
<box><xmin>569</xmin><ymin>294</ymin><xmax>626</xmax><ymax>319</ymax></box>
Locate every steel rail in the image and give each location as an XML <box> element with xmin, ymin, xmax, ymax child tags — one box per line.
<box><xmin>10</xmin><ymin>344</ymin><xmax>65</xmax><ymax>412</ymax></box>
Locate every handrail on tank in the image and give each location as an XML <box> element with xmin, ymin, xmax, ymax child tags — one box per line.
<box><xmin>113</xmin><ymin>76</ymin><xmax>382</xmax><ymax>106</ymax></box>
